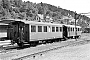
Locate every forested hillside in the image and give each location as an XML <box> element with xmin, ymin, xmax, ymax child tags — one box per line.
<box><xmin>0</xmin><ymin>0</ymin><xmax>90</xmax><ymax>31</ymax></box>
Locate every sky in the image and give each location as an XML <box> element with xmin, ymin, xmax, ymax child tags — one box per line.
<box><xmin>22</xmin><ymin>0</ymin><xmax>90</xmax><ymax>17</ymax></box>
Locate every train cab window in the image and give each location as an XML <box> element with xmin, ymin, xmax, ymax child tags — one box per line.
<box><xmin>56</xmin><ymin>27</ymin><xmax>59</xmax><ymax>32</ymax></box>
<box><xmin>44</xmin><ymin>26</ymin><xmax>47</xmax><ymax>32</ymax></box>
<box><xmin>31</xmin><ymin>25</ymin><xmax>36</xmax><ymax>32</ymax></box>
<box><xmin>60</xmin><ymin>27</ymin><xmax>62</xmax><ymax>32</ymax></box>
<box><xmin>38</xmin><ymin>26</ymin><xmax>42</xmax><ymax>32</ymax></box>
<box><xmin>52</xmin><ymin>27</ymin><xmax>55</xmax><ymax>32</ymax></box>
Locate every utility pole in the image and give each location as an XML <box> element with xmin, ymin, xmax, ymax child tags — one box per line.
<box><xmin>74</xmin><ymin>12</ymin><xmax>90</xmax><ymax>41</ymax></box>
<box><xmin>74</xmin><ymin>11</ymin><xmax>77</xmax><ymax>41</ymax></box>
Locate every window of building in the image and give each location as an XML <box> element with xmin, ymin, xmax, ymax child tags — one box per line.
<box><xmin>52</xmin><ymin>27</ymin><xmax>55</xmax><ymax>32</ymax></box>
<box><xmin>56</xmin><ymin>27</ymin><xmax>59</xmax><ymax>32</ymax></box>
<box><xmin>31</xmin><ymin>25</ymin><xmax>36</xmax><ymax>32</ymax></box>
<box><xmin>38</xmin><ymin>26</ymin><xmax>42</xmax><ymax>32</ymax></box>
<box><xmin>44</xmin><ymin>26</ymin><xmax>47</xmax><ymax>32</ymax></box>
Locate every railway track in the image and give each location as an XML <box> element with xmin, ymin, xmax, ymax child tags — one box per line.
<box><xmin>0</xmin><ymin>44</ymin><xmax>19</xmax><ymax>53</ymax></box>
<box><xmin>0</xmin><ymin>34</ymin><xmax>86</xmax><ymax>54</ymax></box>
<box><xmin>12</xmin><ymin>39</ymin><xmax>90</xmax><ymax>60</ymax></box>
<box><xmin>0</xmin><ymin>34</ymin><xmax>90</xmax><ymax>60</ymax></box>
<box><xmin>0</xmin><ymin>39</ymin><xmax>77</xmax><ymax>54</ymax></box>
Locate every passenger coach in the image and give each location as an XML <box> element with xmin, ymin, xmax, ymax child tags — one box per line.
<box><xmin>7</xmin><ymin>20</ymin><xmax>82</xmax><ymax>47</ymax></box>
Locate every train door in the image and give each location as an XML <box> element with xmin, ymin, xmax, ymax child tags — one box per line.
<box><xmin>9</xmin><ymin>21</ymin><xmax>25</xmax><ymax>43</ymax></box>
<box><xmin>23</xmin><ymin>24</ymin><xmax>29</xmax><ymax>42</ymax></box>
<box><xmin>7</xmin><ymin>26</ymin><xmax>13</xmax><ymax>40</ymax></box>
<box><xmin>19</xmin><ymin>24</ymin><xmax>24</xmax><ymax>41</ymax></box>
<box><xmin>63</xmin><ymin>25</ymin><xmax>68</xmax><ymax>39</ymax></box>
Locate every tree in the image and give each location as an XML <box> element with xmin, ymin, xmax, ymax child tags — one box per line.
<box><xmin>2</xmin><ymin>0</ymin><xmax>10</xmax><ymax>9</ymax></box>
<box><xmin>14</xmin><ymin>0</ymin><xmax>22</xmax><ymax>7</ymax></box>
<box><xmin>38</xmin><ymin>7</ymin><xmax>44</xmax><ymax>14</ymax></box>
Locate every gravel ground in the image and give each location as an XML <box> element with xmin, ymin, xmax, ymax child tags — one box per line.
<box><xmin>27</xmin><ymin>42</ymin><xmax>90</xmax><ymax>60</ymax></box>
<box><xmin>25</xmin><ymin>33</ymin><xmax>90</xmax><ymax>60</ymax></box>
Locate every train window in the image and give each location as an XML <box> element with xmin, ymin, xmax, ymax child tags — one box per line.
<box><xmin>60</xmin><ymin>27</ymin><xmax>62</xmax><ymax>32</ymax></box>
<box><xmin>77</xmin><ymin>28</ymin><xmax>78</xmax><ymax>31</ymax></box>
<box><xmin>52</xmin><ymin>27</ymin><xmax>55</xmax><ymax>32</ymax></box>
<box><xmin>79</xmin><ymin>28</ymin><xmax>80</xmax><ymax>31</ymax></box>
<box><xmin>56</xmin><ymin>27</ymin><xmax>59</xmax><ymax>32</ymax></box>
<box><xmin>31</xmin><ymin>25</ymin><xmax>36</xmax><ymax>32</ymax></box>
<box><xmin>71</xmin><ymin>28</ymin><xmax>72</xmax><ymax>31</ymax></box>
<box><xmin>76</xmin><ymin>28</ymin><xmax>77</xmax><ymax>31</ymax></box>
<box><xmin>68</xmin><ymin>27</ymin><xmax>70</xmax><ymax>31</ymax></box>
<box><xmin>73</xmin><ymin>28</ymin><xmax>74</xmax><ymax>31</ymax></box>
<box><xmin>80</xmin><ymin>28</ymin><xmax>81</xmax><ymax>31</ymax></box>
<box><xmin>48</xmin><ymin>26</ymin><xmax>51</xmax><ymax>32</ymax></box>
<box><xmin>38</xmin><ymin>26</ymin><xmax>42</xmax><ymax>32</ymax></box>
<box><xmin>78</xmin><ymin>28</ymin><xmax>79</xmax><ymax>31</ymax></box>
<box><xmin>44</xmin><ymin>26</ymin><xmax>47</xmax><ymax>32</ymax></box>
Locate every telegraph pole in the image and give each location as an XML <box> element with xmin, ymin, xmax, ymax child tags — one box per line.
<box><xmin>74</xmin><ymin>11</ymin><xmax>77</xmax><ymax>41</ymax></box>
<box><xmin>74</xmin><ymin>12</ymin><xmax>90</xmax><ymax>41</ymax></box>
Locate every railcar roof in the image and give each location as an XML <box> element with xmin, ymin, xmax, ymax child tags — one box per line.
<box><xmin>23</xmin><ymin>21</ymin><xmax>63</xmax><ymax>26</ymax></box>
<box><xmin>24</xmin><ymin>21</ymin><xmax>81</xmax><ymax>28</ymax></box>
<box><xmin>0</xmin><ymin>19</ymin><xmax>81</xmax><ymax>28</ymax></box>
<box><xmin>64</xmin><ymin>24</ymin><xmax>81</xmax><ymax>28</ymax></box>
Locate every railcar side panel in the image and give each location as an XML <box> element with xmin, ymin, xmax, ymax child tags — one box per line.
<box><xmin>30</xmin><ymin>32</ymin><xmax>63</xmax><ymax>41</ymax></box>
<box><xmin>29</xmin><ymin>23</ymin><xmax>63</xmax><ymax>41</ymax></box>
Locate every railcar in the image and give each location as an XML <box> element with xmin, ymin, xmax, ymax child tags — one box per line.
<box><xmin>7</xmin><ymin>20</ymin><xmax>82</xmax><ymax>47</ymax></box>
<box><xmin>64</xmin><ymin>25</ymin><xmax>82</xmax><ymax>39</ymax></box>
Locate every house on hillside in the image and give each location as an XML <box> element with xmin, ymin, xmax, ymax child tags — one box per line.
<box><xmin>45</xmin><ymin>16</ymin><xmax>53</xmax><ymax>23</ymax></box>
<box><xmin>35</xmin><ymin>14</ymin><xmax>44</xmax><ymax>22</ymax></box>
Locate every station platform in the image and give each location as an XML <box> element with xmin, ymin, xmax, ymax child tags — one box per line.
<box><xmin>0</xmin><ymin>40</ymin><xmax>11</xmax><ymax>46</ymax></box>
